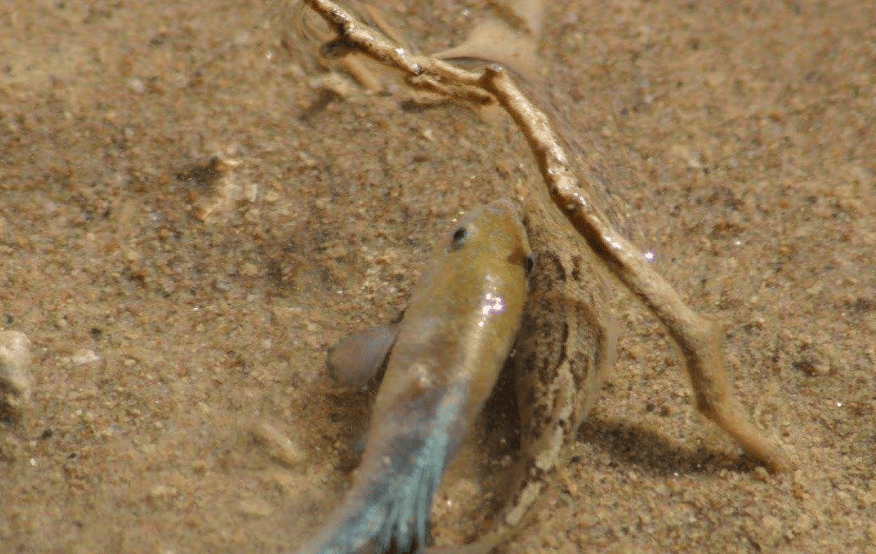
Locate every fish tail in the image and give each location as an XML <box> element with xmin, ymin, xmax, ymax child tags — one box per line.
<box><xmin>297</xmin><ymin>390</ymin><xmax>462</xmax><ymax>554</ymax></box>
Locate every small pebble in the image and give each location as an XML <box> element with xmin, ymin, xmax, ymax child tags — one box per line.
<box><xmin>753</xmin><ymin>466</ymin><xmax>770</xmax><ymax>482</ymax></box>
<box><xmin>146</xmin><ymin>484</ymin><xmax>179</xmax><ymax>502</ymax></box>
<box><xmin>249</xmin><ymin>421</ymin><xmax>305</xmax><ymax>468</ymax></box>
<box><xmin>71</xmin><ymin>349</ymin><xmax>100</xmax><ymax>365</ymax></box>
<box><xmin>127</xmin><ymin>77</ymin><xmax>146</xmax><ymax>94</ymax></box>
<box><xmin>238</xmin><ymin>498</ymin><xmax>274</xmax><ymax>518</ymax></box>
<box><xmin>0</xmin><ymin>330</ymin><xmax>32</xmax><ymax>417</ymax></box>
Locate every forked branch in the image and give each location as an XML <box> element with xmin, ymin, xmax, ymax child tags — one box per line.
<box><xmin>300</xmin><ymin>0</ymin><xmax>788</xmax><ymax>472</ymax></box>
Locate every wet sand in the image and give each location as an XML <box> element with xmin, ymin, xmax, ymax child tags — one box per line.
<box><xmin>1</xmin><ymin>1</ymin><xmax>874</xmax><ymax>552</ymax></box>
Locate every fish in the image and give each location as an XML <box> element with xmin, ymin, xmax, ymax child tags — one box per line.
<box><xmin>298</xmin><ymin>199</ymin><xmax>532</xmax><ymax>554</ymax></box>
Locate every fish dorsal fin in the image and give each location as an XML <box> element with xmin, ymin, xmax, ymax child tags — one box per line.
<box><xmin>326</xmin><ymin>323</ymin><xmax>401</xmax><ymax>389</ymax></box>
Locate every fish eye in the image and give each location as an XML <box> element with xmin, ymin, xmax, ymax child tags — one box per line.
<box><xmin>450</xmin><ymin>226</ymin><xmax>468</xmax><ymax>250</ymax></box>
<box><xmin>524</xmin><ymin>254</ymin><xmax>535</xmax><ymax>274</ymax></box>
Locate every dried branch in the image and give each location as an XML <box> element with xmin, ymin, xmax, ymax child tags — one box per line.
<box><xmin>302</xmin><ymin>0</ymin><xmax>787</xmax><ymax>472</ymax></box>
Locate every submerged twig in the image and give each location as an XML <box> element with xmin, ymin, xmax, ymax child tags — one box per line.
<box><xmin>302</xmin><ymin>0</ymin><xmax>786</xmax><ymax>474</ymax></box>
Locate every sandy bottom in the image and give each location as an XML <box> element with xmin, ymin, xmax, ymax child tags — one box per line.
<box><xmin>1</xmin><ymin>1</ymin><xmax>874</xmax><ymax>553</ymax></box>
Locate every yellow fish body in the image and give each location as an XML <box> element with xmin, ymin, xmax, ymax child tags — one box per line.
<box><xmin>300</xmin><ymin>199</ymin><xmax>531</xmax><ymax>554</ymax></box>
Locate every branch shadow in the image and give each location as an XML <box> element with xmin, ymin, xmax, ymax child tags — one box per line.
<box><xmin>576</xmin><ymin>413</ymin><xmax>761</xmax><ymax>476</ymax></box>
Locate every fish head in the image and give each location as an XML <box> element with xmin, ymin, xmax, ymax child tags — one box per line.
<box><xmin>444</xmin><ymin>199</ymin><xmax>532</xmax><ymax>274</ymax></box>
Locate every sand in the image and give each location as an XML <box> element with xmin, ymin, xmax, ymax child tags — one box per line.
<box><xmin>1</xmin><ymin>1</ymin><xmax>874</xmax><ymax>552</ymax></box>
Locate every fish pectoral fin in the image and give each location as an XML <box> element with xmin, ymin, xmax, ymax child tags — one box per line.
<box><xmin>326</xmin><ymin>323</ymin><xmax>401</xmax><ymax>389</ymax></box>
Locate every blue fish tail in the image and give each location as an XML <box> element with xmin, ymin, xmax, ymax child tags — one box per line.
<box><xmin>298</xmin><ymin>388</ymin><xmax>463</xmax><ymax>554</ymax></box>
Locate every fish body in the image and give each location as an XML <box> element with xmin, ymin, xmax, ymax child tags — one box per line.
<box><xmin>300</xmin><ymin>199</ymin><xmax>531</xmax><ymax>554</ymax></box>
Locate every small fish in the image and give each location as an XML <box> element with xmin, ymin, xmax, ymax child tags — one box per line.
<box><xmin>298</xmin><ymin>199</ymin><xmax>532</xmax><ymax>554</ymax></box>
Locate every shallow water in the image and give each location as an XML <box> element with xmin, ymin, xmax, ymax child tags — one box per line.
<box><xmin>1</xmin><ymin>1</ymin><xmax>874</xmax><ymax>552</ymax></box>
